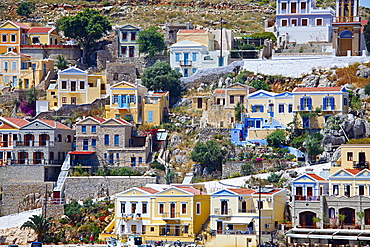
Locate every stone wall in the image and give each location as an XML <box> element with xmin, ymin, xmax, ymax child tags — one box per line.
<box><xmin>198</xmin><ymin>128</ymin><xmax>230</xmax><ymax>142</ymax></box>
<box><xmin>222</xmin><ymin>161</ymin><xmax>244</xmax><ymax>178</ymax></box>
<box><xmin>0</xmin><ymin>89</ymin><xmax>28</xmax><ymax>105</ymax></box>
<box><xmin>21</xmin><ymin>46</ymin><xmax>82</xmax><ymax>64</ymax></box>
<box><xmin>0</xmin><ymin>165</ymin><xmax>45</xmax><ymax>184</ymax></box>
<box><xmin>106</xmin><ymin>62</ymin><xmax>137</xmax><ymax>85</ymax></box>
<box><xmin>63</xmin><ymin>176</ymin><xmax>156</xmax><ymax>202</ymax></box>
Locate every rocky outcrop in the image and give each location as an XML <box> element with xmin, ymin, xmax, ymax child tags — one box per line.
<box><xmin>301</xmin><ymin>74</ymin><xmax>320</xmax><ymax>87</ymax></box>
<box><xmin>356</xmin><ymin>65</ymin><xmax>370</xmax><ymax>78</ymax></box>
<box><xmin>0</xmin><ymin>227</ymin><xmax>36</xmax><ymax>245</ymax></box>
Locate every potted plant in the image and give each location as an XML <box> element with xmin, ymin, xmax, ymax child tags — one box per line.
<box><xmin>357</xmin><ymin>212</ymin><xmax>365</xmax><ymax>230</ymax></box>
<box><xmin>313</xmin><ymin>217</ymin><xmax>322</xmax><ymax>229</ymax></box>
<box><xmin>338</xmin><ymin>214</ymin><xmax>346</xmax><ymax>229</ymax></box>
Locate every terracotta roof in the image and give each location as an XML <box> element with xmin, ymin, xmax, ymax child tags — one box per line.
<box><xmin>214</xmin><ymin>89</ymin><xmax>225</xmax><ymax>94</ymax></box>
<box><xmin>178</xmin><ymin>29</ymin><xmax>207</xmax><ymax>33</ymax></box>
<box><xmin>228</xmin><ymin>188</ymin><xmax>256</xmax><ymax>195</ymax></box>
<box><xmin>307</xmin><ymin>173</ymin><xmax>326</xmax><ymax>181</ymax></box>
<box><xmin>152</xmin><ymin>92</ymin><xmax>169</xmax><ymax>97</ymax></box>
<box><xmin>254</xmin><ymin>189</ymin><xmax>282</xmax><ymax>195</ymax></box>
<box><xmin>28</xmin><ymin>27</ymin><xmax>53</xmax><ymax>34</ymax></box>
<box><xmin>11</xmin><ymin>21</ymin><xmax>30</xmax><ymax>29</ymax></box>
<box><xmin>70</xmin><ymin>151</ymin><xmax>95</xmax><ymax>155</ymax></box>
<box><xmin>345</xmin><ymin>169</ymin><xmax>361</xmax><ymax>175</ymax></box>
<box><xmin>39</xmin><ymin>119</ymin><xmax>71</xmax><ymax>129</ymax></box>
<box><xmin>15</xmin><ymin>52</ymin><xmax>31</xmax><ymax>57</ymax></box>
<box><xmin>2</xmin><ymin>117</ymin><xmax>29</xmax><ymax>128</ymax></box>
<box><xmin>137</xmin><ymin>187</ymin><xmax>159</xmax><ymax>194</ymax></box>
<box><xmin>115</xmin><ymin>119</ymin><xmax>131</xmax><ymax>125</ymax></box>
<box><xmin>91</xmin><ymin>117</ymin><xmax>106</xmax><ymax>123</ymax></box>
<box><xmin>174</xmin><ymin>186</ymin><xmax>207</xmax><ymax>195</ymax></box>
<box><xmin>294</xmin><ymin>87</ymin><xmax>343</xmax><ymax>92</ymax></box>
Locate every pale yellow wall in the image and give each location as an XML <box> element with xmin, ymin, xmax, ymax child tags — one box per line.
<box><xmin>338</xmin><ymin>144</ymin><xmax>370</xmax><ymax>168</ymax></box>
<box><xmin>248</xmin><ymin>129</ymin><xmax>276</xmax><ymax>140</ymax></box>
<box><xmin>225</xmin><ymin>88</ymin><xmax>249</xmax><ymax>109</ymax></box>
<box><xmin>143</xmin><ymin>101</ymin><xmax>162</xmax><ymax>126</ymax></box>
<box><xmin>206</xmin><ymin>234</ymin><xmax>257</xmax><ymax>247</ymax></box>
<box><xmin>177</xmin><ymin>31</ymin><xmax>215</xmax><ymax>50</ymax></box>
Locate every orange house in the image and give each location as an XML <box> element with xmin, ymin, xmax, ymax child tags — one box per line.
<box><xmin>0</xmin><ymin>21</ymin><xmax>29</xmax><ymax>54</ymax></box>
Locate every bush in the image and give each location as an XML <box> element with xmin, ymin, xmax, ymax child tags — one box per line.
<box><xmin>150</xmin><ymin>162</ymin><xmax>165</xmax><ymax>171</ymax></box>
<box><xmin>266</xmin><ymin>129</ymin><xmax>286</xmax><ymax>148</ymax></box>
<box><xmin>299</xmin><ymin>47</ymin><xmax>304</xmax><ymax>53</ymax></box>
<box><xmin>249</xmin><ymin>80</ymin><xmax>271</xmax><ymax>91</ymax></box>
<box><xmin>240</xmin><ymin>44</ymin><xmax>255</xmax><ymax>50</ymax></box>
<box><xmin>365</xmin><ymin>83</ymin><xmax>370</xmax><ymax>95</ymax></box>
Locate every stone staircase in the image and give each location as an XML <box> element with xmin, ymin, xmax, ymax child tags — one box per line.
<box><xmin>275</xmin><ymin>42</ymin><xmax>333</xmax><ymax>56</ymax></box>
<box><xmin>53</xmin><ymin>153</ymin><xmax>71</xmax><ymax>203</ymax></box>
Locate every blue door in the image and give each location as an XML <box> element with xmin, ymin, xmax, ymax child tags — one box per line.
<box><xmin>184</xmin><ymin>68</ymin><xmax>189</xmax><ymax>77</ymax></box>
<box><xmin>268</xmin><ymin>104</ymin><xmax>274</xmax><ymax>117</ymax></box>
<box><xmin>184</xmin><ymin>53</ymin><xmax>189</xmax><ymax>65</ymax></box>
<box><xmin>131</xmin><ymin>157</ymin><xmax>136</xmax><ymax>167</ymax></box>
<box><xmin>119</xmin><ymin>95</ymin><xmax>129</xmax><ymax>108</ymax></box>
<box><xmin>256</xmin><ymin>120</ymin><xmax>261</xmax><ymax>128</ymax></box>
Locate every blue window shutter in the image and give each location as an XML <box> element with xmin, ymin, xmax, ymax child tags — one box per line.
<box><xmin>260</xmin><ymin>105</ymin><xmax>264</xmax><ymax>112</ymax></box>
<box><xmin>300</xmin><ymin>98</ymin><xmax>304</xmax><ymax>110</ymax></box>
<box><xmin>331</xmin><ymin>97</ymin><xmax>335</xmax><ymax>110</ymax></box>
<box><xmin>308</xmin><ymin>97</ymin><xmax>312</xmax><ymax>110</ymax></box>
<box><xmin>252</xmin><ymin>105</ymin><xmax>256</xmax><ymax>112</ymax></box>
<box><xmin>323</xmin><ymin>97</ymin><xmax>327</xmax><ymax>110</ymax></box>
<box><xmin>148</xmin><ymin>111</ymin><xmax>153</xmax><ymax>123</ymax></box>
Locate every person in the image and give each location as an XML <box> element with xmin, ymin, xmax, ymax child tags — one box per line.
<box><xmin>80</xmin><ymin>235</ymin><xmax>84</xmax><ymax>245</ymax></box>
<box><xmin>90</xmin><ymin>234</ymin><xmax>94</xmax><ymax>245</ymax></box>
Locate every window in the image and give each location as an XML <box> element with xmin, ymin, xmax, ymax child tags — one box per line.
<box><xmin>316</xmin><ymin>18</ymin><xmax>323</xmax><ymax>26</ymax></box>
<box><xmin>302</xmin><ymin>19</ymin><xmax>308</xmax><ymax>26</ymax></box>
<box><xmin>192</xmin><ymin>68</ymin><xmax>197</xmax><ymax>74</ymax></box>
<box><xmin>278</xmin><ymin>104</ymin><xmax>285</xmax><ymax>113</ymax></box>
<box><xmin>10</xmin><ymin>34</ymin><xmax>16</xmax><ymax>43</ymax></box>
<box><xmin>83</xmin><ymin>139</ymin><xmax>88</xmax><ymax>150</ymax></box>
<box><xmin>182</xmin><ymin>203</ymin><xmax>187</xmax><ymax>214</ymax></box>
<box><xmin>148</xmin><ymin>111</ymin><xmax>153</xmax><ymax>123</ymax></box>
<box><xmin>91</xmin><ymin>139</ymin><xmax>97</xmax><ymax>147</ymax></box>
<box><xmin>25</xmin><ymin>79</ymin><xmax>29</xmax><ymax>88</ymax></box>
<box><xmin>12</xmin><ymin>76</ymin><xmax>17</xmax><ymax>87</ymax></box>
<box><xmin>142</xmin><ymin>203</ymin><xmax>148</xmax><ymax>214</ymax></box>
<box><xmin>175</xmin><ymin>53</ymin><xmax>180</xmax><ymax>62</ymax></box>
<box><xmin>82</xmin><ymin>126</ymin><xmax>87</xmax><ymax>133</ymax></box>
<box><xmin>91</xmin><ymin>126</ymin><xmax>97</xmax><ymax>133</ymax></box>
<box><xmin>139</xmin><ymin>157</ymin><xmax>142</xmax><ymax>164</ymax></box>
<box><xmin>12</xmin><ymin>61</ymin><xmax>16</xmax><ymax>70</ymax></box>
<box><xmin>116</xmin><ymin>153</ymin><xmax>119</xmax><ymax>159</ymax></box>
<box><xmin>151</xmin><ymin>227</ymin><xmax>154</xmax><ymax>232</ymax></box>
<box><xmin>282</xmin><ymin>19</ymin><xmax>288</xmax><ymax>26</ymax></box>
<box><xmin>291</xmin><ymin>2</ymin><xmax>297</xmax><ymax>13</ymax></box>
<box><xmin>62</xmin><ymin>97</ymin><xmax>67</xmax><ymax>103</ymax></box>
<box><xmin>323</xmin><ymin>96</ymin><xmax>335</xmax><ymax>110</ymax></box>
<box><xmin>344</xmin><ymin>97</ymin><xmax>348</xmax><ymax>106</ymax></box>
<box><xmin>288</xmin><ymin>104</ymin><xmax>293</xmax><ymax>113</ymax></box>
<box><xmin>300</xmin><ymin>97</ymin><xmax>312</xmax><ymax>110</ymax></box>
<box><xmin>121</xmin><ymin>203</ymin><xmax>126</xmax><ymax>213</ymax></box>
<box><xmin>129</xmin><ymin>95</ymin><xmax>136</xmax><ymax>103</ymax></box>
<box><xmin>192</xmin><ymin>53</ymin><xmax>197</xmax><ymax>62</ymax></box>
<box><xmin>21</xmin><ymin>62</ymin><xmax>27</xmax><ymax>69</ymax></box>
<box><xmin>121</xmin><ymin>46</ymin><xmax>127</xmax><ymax>55</ymax></box>
<box><xmin>32</xmin><ymin>37</ymin><xmax>39</xmax><ymax>44</ymax></box>
<box><xmin>301</xmin><ymin>2</ymin><xmax>306</xmax><ymax>10</ymax></box>
<box><xmin>116</xmin><ymin>114</ymin><xmax>121</xmax><ymax>119</ymax></box>
<box><xmin>79</xmin><ymin>81</ymin><xmax>85</xmax><ymax>90</ymax></box>
<box><xmin>282</xmin><ymin>2</ymin><xmax>287</xmax><ymax>11</ymax></box>
<box><xmin>71</xmin><ymin>97</ymin><xmax>76</xmax><ymax>104</ymax></box>
<box><xmin>4</xmin><ymin>61</ymin><xmax>8</xmax><ymax>70</ymax></box>
<box><xmin>257</xmin><ymin>200</ymin><xmax>263</xmax><ymax>209</ymax></box>
<box><xmin>66</xmin><ymin>135</ymin><xmax>72</xmax><ymax>143</ymax></box>
<box><xmin>142</xmin><ymin>225</ymin><xmax>146</xmax><ymax>234</ymax></box>
<box><xmin>159</xmin><ymin>203</ymin><xmax>164</xmax><ymax>214</ymax></box>
<box><xmin>240</xmin><ymin>95</ymin><xmax>244</xmax><ymax>103</ymax></box>
<box><xmin>114</xmin><ymin>135</ymin><xmax>119</xmax><ymax>146</ymax></box>
<box><xmin>329</xmin><ymin>208</ymin><xmax>335</xmax><ymax>218</ymax></box>
<box><xmin>61</xmin><ymin>81</ymin><xmax>67</xmax><ymax>89</ymax></box>
<box><xmin>347</xmin><ymin>152</ymin><xmax>353</xmax><ymax>161</ymax></box>
<box><xmin>131</xmin><ymin>203</ymin><xmax>137</xmax><ymax>213</ymax></box>
<box><xmin>113</xmin><ymin>95</ymin><xmax>119</xmax><ymax>103</ymax></box>
<box><xmin>2</xmin><ymin>34</ymin><xmax>7</xmax><ymax>42</ymax></box>
<box><xmin>333</xmin><ymin>185</ymin><xmax>339</xmax><ymax>196</ymax></box>
<box><xmin>359</xmin><ymin>185</ymin><xmax>365</xmax><ymax>196</ymax></box>
<box><xmin>104</xmin><ymin>135</ymin><xmax>109</xmax><ymax>145</ymax></box>
<box><xmin>131</xmin><ymin>32</ymin><xmax>136</xmax><ymax>41</ymax></box>
<box><xmin>292</xmin><ymin>19</ymin><xmax>298</xmax><ymax>26</ymax></box>
<box><xmin>71</xmin><ymin>81</ymin><xmax>76</xmax><ymax>91</ymax></box>
<box><xmin>122</xmin><ymin>32</ymin><xmax>127</xmax><ymax>40</ymax></box>
<box><xmin>196</xmin><ymin>202</ymin><xmax>201</xmax><ymax>215</ymax></box>
<box><xmin>230</xmin><ymin>95</ymin><xmax>234</xmax><ymax>104</ymax></box>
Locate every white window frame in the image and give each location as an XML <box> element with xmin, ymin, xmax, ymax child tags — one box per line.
<box><xmin>291</xmin><ymin>18</ymin><xmax>298</xmax><ymax>26</ymax></box>
<box><xmin>158</xmin><ymin>202</ymin><xmax>165</xmax><ymax>215</ymax></box>
<box><xmin>181</xmin><ymin>202</ymin><xmax>187</xmax><ymax>215</ymax></box>
<box><xmin>2</xmin><ymin>34</ymin><xmax>7</xmax><ymax>43</ymax></box>
<box><xmin>301</xmin><ymin>18</ymin><xmax>309</xmax><ymax>26</ymax></box>
<box><xmin>281</xmin><ymin>19</ymin><xmax>288</xmax><ymax>27</ymax></box>
<box><xmin>316</xmin><ymin>18</ymin><xmax>323</xmax><ymax>26</ymax></box>
<box><xmin>196</xmin><ymin>202</ymin><xmax>201</xmax><ymax>215</ymax></box>
<box><xmin>10</xmin><ymin>34</ymin><xmax>16</xmax><ymax>43</ymax></box>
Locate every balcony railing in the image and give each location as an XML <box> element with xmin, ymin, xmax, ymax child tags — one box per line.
<box><xmin>15</xmin><ymin>141</ymin><xmax>55</xmax><ymax>147</ymax></box>
<box><xmin>294</xmin><ymin>195</ymin><xmax>320</xmax><ymax>201</ymax></box>
<box><xmin>0</xmin><ymin>141</ymin><xmax>11</xmax><ymax>147</ymax></box>
<box><xmin>180</xmin><ymin>60</ymin><xmax>192</xmax><ymax>66</ymax></box>
<box><xmin>12</xmin><ymin>159</ymin><xmax>64</xmax><ymax>165</ymax></box>
<box><xmin>219</xmin><ymin>230</ymin><xmax>256</xmax><ymax>235</ymax></box>
<box><xmin>161</xmin><ymin>212</ymin><xmax>180</xmax><ymax>219</ymax></box>
<box><xmin>238</xmin><ymin>209</ymin><xmax>256</xmax><ymax>213</ymax></box>
<box><xmin>353</xmin><ymin>161</ymin><xmax>369</xmax><ymax>169</ymax></box>
<box><xmin>214</xmin><ymin>208</ymin><xmax>232</xmax><ymax>215</ymax></box>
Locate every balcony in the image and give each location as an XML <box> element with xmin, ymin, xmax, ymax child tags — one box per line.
<box><xmin>214</xmin><ymin>208</ymin><xmax>232</xmax><ymax>215</ymax></box>
<box><xmin>15</xmin><ymin>141</ymin><xmax>55</xmax><ymax>147</ymax></box>
<box><xmin>161</xmin><ymin>212</ymin><xmax>180</xmax><ymax>220</ymax></box>
<box><xmin>353</xmin><ymin>161</ymin><xmax>369</xmax><ymax>169</ymax></box>
<box><xmin>294</xmin><ymin>195</ymin><xmax>320</xmax><ymax>201</ymax></box>
<box><xmin>238</xmin><ymin>209</ymin><xmax>256</xmax><ymax>213</ymax></box>
<box><xmin>12</xmin><ymin>159</ymin><xmax>64</xmax><ymax>165</ymax></box>
<box><xmin>179</xmin><ymin>60</ymin><xmax>192</xmax><ymax>66</ymax></box>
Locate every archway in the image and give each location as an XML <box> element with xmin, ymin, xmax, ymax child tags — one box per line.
<box><xmin>299</xmin><ymin>211</ymin><xmax>316</xmax><ymax>228</ymax></box>
<box><xmin>339</xmin><ymin>208</ymin><xmax>355</xmax><ymax>225</ymax></box>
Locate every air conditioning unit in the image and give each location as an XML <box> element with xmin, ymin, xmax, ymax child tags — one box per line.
<box><xmin>266</xmin><ymin>198</ymin><xmax>272</xmax><ymax>202</ymax></box>
<box><xmin>265</xmin><ymin>224</ymin><xmax>270</xmax><ymax>228</ymax></box>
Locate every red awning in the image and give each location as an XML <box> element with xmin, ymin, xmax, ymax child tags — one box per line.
<box><xmin>69</xmin><ymin>151</ymin><xmax>95</xmax><ymax>155</ymax></box>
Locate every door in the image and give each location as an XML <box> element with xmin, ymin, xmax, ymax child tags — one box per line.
<box><xmin>339</xmin><ymin>39</ymin><xmax>352</xmax><ymax>56</ymax></box>
<box><xmin>131</xmin><ymin>157</ymin><xmax>136</xmax><ymax>167</ymax></box>
<box><xmin>221</xmin><ymin>201</ymin><xmax>228</xmax><ymax>215</ymax></box>
<box><xmin>359</xmin><ymin>152</ymin><xmax>366</xmax><ymax>166</ymax></box>
<box><xmin>217</xmin><ymin>221</ymin><xmax>223</xmax><ymax>234</ymax></box>
<box><xmin>184</xmin><ymin>53</ymin><xmax>189</xmax><ymax>65</ymax></box>
<box><xmin>175</xmin><ymin>226</ymin><xmax>180</xmax><ymax>236</ymax></box>
<box><xmin>299</xmin><ymin>211</ymin><xmax>316</xmax><ymax>227</ymax></box>
<box><xmin>184</xmin><ymin>68</ymin><xmax>189</xmax><ymax>77</ymax></box>
<box><xmin>71</xmin><ymin>81</ymin><xmax>76</xmax><ymax>91</ymax></box>
<box><xmin>131</xmin><ymin>225</ymin><xmax>137</xmax><ymax>234</ymax></box>
<box><xmin>307</xmin><ymin>187</ymin><xmax>313</xmax><ymax>197</ymax></box>
<box><xmin>129</xmin><ymin>46</ymin><xmax>135</xmax><ymax>57</ymax></box>
<box><xmin>268</xmin><ymin>104</ymin><xmax>274</xmax><ymax>117</ymax></box>
<box><xmin>170</xmin><ymin>203</ymin><xmax>175</xmax><ymax>218</ymax></box>
<box><xmin>256</xmin><ymin>120</ymin><xmax>261</xmax><ymax>128</ymax></box>
<box><xmin>197</xmin><ymin>98</ymin><xmax>203</xmax><ymax>109</ymax></box>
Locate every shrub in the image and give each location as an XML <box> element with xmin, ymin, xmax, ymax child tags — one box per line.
<box><xmin>365</xmin><ymin>83</ymin><xmax>370</xmax><ymax>95</ymax></box>
<box><xmin>240</xmin><ymin>44</ymin><xmax>255</xmax><ymax>50</ymax></box>
<box><xmin>299</xmin><ymin>46</ymin><xmax>304</xmax><ymax>53</ymax></box>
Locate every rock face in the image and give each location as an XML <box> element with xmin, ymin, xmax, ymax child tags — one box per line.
<box><xmin>0</xmin><ymin>227</ymin><xmax>36</xmax><ymax>245</ymax></box>
<box><xmin>302</xmin><ymin>74</ymin><xmax>319</xmax><ymax>87</ymax></box>
<box><xmin>356</xmin><ymin>65</ymin><xmax>370</xmax><ymax>78</ymax></box>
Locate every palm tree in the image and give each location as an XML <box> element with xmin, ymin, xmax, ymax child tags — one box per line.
<box><xmin>55</xmin><ymin>55</ymin><xmax>69</xmax><ymax>70</ymax></box>
<box><xmin>20</xmin><ymin>214</ymin><xmax>54</xmax><ymax>242</ymax></box>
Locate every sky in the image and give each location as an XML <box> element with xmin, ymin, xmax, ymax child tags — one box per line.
<box><xmin>360</xmin><ymin>0</ymin><xmax>370</xmax><ymax>8</ymax></box>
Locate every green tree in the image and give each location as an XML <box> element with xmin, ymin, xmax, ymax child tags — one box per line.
<box><xmin>137</xmin><ymin>27</ymin><xmax>166</xmax><ymax>57</ymax></box>
<box><xmin>58</xmin><ymin>9</ymin><xmax>112</xmax><ymax>64</ymax></box>
<box><xmin>267</xmin><ymin>172</ymin><xmax>281</xmax><ymax>183</ymax></box>
<box><xmin>165</xmin><ymin>170</ymin><xmax>177</xmax><ymax>184</ymax></box>
<box><xmin>304</xmin><ymin>135</ymin><xmax>323</xmax><ymax>162</ymax></box>
<box><xmin>249</xmin><ymin>80</ymin><xmax>271</xmax><ymax>91</ymax></box>
<box><xmin>55</xmin><ymin>55</ymin><xmax>69</xmax><ymax>70</ymax></box>
<box><xmin>266</xmin><ymin>129</ymin><xmax>286</xmax><ymax>148</ymax></box>
<box><xmin>241</xmin><ymin>162</ymin><xmax>254</xmax><ymax>175</ymax></box>
<box><xmin>16</xmin><ymin>2</ymin><xmax>35</xmax><ymax>17</ymax></box>
<box><xmin>20</xmin><ymin>214</ymin><xmax>54</xmax><ymax>242</ymax></box>
<box><xmin>234</xmin><ymin>102</ymin><xmax>244</xmax><ymax>122</ymax></box>
<box><xmin>142</xmin><ymin>60</ymin><xmax>182</xmax><ymax>102</ymax></box>
<box><xmin>248</xmin><ymin>32</ymin><xmax>277</xmax><ymax>42</ymax></box>
<box><xmin>64</xmin><ymin>199</ymin><xmax>82</xmax><ymax>223</ymax></box>
<box><xmin>365</xmin><ymin>83</ymin><xmax>370</xmax><ymax>95</ymax></box>
<box><xmin>190</xmin><ymin>140</ymin><xmax>227</xmax><ymax>172</ymax></box>
<box><xmin>364</xmin><ymin>18</ymin><xmax>370</xmax><ymax>53</ymax></box>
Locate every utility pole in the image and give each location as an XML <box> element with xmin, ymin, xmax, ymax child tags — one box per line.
<box><xmin>258</xmin><ymin>185</ymin><xmax>262</xmax><ymax>247</ymax></box>
<box><xmin>219</xmin><ymin>18</ymin><xmax>223</xmax><ymax>67</ymax></box>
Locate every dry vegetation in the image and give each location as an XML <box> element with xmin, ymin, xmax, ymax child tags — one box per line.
<box><xmin>336</xmin><ymin>62</ymin><xmax>370</xmax><ymax>88</ymax></box>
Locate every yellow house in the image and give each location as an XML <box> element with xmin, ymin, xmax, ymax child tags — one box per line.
<box><xmin>46</xmin><ymin>67</ymin><xmax>107</xmax><ymax>109</ymax></box>
<box><xmin>106</xmin><ymin>81</ymin><xmax>169</xmax><ymax>126</ymax></box>
<box><xmin>335</xmin><ymin>144</ymin><xmax>370</xmax><ymax>171</ymax></box>
<box><xmin>292</xmin><ymin>86</ymin><xmax>349</xmax><ymax>129</ymax></box>
<box><xmin>177</xmin><ymin>29</ymin><xmax>215</xmax><ymax>50</ymax></box>
<box><xmin>0</xmin><ymin>51</ymin><xmax>54</xmax><ymax>88</ymax></box>
<box><xmin>100</xmin><ymin>185</ymin><xmax>210</xmax><ymax>244</ymax></box>
<box><xmin>208</xmin><ymin>188</ymin><xmax>286</xmax><ymax>247</ymax></box>
<box><xmin>26</xmin><ymin>26</ymin><xmax>60</xmax><ymax>45</ymax></box>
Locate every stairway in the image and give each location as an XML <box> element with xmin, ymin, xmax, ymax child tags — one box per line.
<box><xmin>53</xmin><ymin>153</ymin><xmax>71</xmax><ymax>203</ymax></box>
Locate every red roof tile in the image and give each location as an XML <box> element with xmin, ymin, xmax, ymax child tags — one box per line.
<box><xmin>254</xmin><ymin>189</ymin><xmax>282</xmax><ymax>195</ymax></box>
<box><xmin>2</xmin><ymin>117</ymin><xmax>29</xmax><ymax>128</ymax></box>
<box><xmin>228</xmin><ymin>188</ymin><xmax>256</xmax><ymax>195</ymax></box>
<box><xmin>345</xmin><ymin>169</ymin><xmax>361</xmax><ymax>175</ymax></box>
<box><xmin>174</xmin><ymin>186</ymin><xmax>207</xmax><ymax>195</ymax></box>
<box><xmin>179</xmin><ymin>29</ymin><xmax>207</xmax><ymax>33</ymax></box>
<box><xmin>39</xmin><ymin>119</ymin><xmax>71</xmax><ymax>129</ymax></box>
<box><xmin>70</xmin><ymin>151</ymin><xmax>95</xmax><ymax>155</ymax></box>
<box><xmin>294</xmin><ymin>87</ymin><xmax>343</xmax><ymax>92</ymax></box>
<box><xmin>137</xmin><ymin>187</ymin><xmax>159</xmax><ymax>194</ymax></box>
<box><xmin>115</xmin><ymin>119</ymin><xmax>131</xmax><ymax>125</ymax></box>
<box><xmin>11</xmin><ymin>21</ymin><xmax>30</xmax><ymax>29</ymax></box>
<box><xmin>91</xmin><ymin>117</ymin><xmax>106</xmax><ymax>123</ymax></box>
<box><xmin>28</xmin><ymin>27</ymin><xmax>54</xmax><ymax>34</ymax></box>
<box><xmin>152</xmin><ymin>92</ymin><xmax>169</xmax><ymax>97</ymax></box>
<box><xmin>307</xmin><ymin>173</ymin><xmax>326</xmax><ymax>181</ymax></box>
<box><xmin>214</xmin><ymin>89</ymin><xmax>225</xmax><ymax>94</ymax></box>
